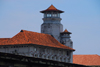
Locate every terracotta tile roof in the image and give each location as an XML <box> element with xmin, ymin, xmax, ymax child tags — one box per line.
<box><xmin>60</xmin><ymin>29</ymin><xmax>72</xmax><ymax>34</ymax></box>
<box><xmin>40</xmin><ymin>5</ymin><xmax>64</xmax><ymax>13</ymax></box>
<box><xmin>73</xmin><ymin>55</ymin><xmax>100</xmax><ymax>66</ymax></box>
<box><xmin>47</xmin><ymin>5</ymin><xmax>57</xmax><ymax>10</ymax></box>
<box><xmin>64</xmin><ymin>29</ymin><xmax>69</xmax><ymax>32</ymax></box>
<box><xmin>0</xmin><ymin>38</ymin><xmax>10</xmax><ymax>41</ymax></box>
<box><xmin>0</xmin><ymin>30</ymin><xmax>75</xmax><ymax>51</ymax></box>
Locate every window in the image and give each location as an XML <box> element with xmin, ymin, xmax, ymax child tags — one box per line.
<box><xmin>39</xmin><ymin>54</ymin><xmax>42</xmax><ymax>57</ymax></box>
<box><xmin>35</xmin><ymin>54</ymin><xmax>37</xmax><ymax>57</ymax></box>
<box><xmin>52</xmin><ymin>14</ymin><xmax>57</xmax><ymax>17</ymax></box>
<box><xmin>52</xmin><ymin>56</ymin><xmax>54</xmax><ymax>60</ymax></box>
<box><xmin>47</xmin><ymin>14</ymin><xmax>51</xmax><ymax>17</ymax></box>
<box><xmin>60</xmin><ymin>57</ymin><xmax>62</xmax><ymax>61</ymax></box>
<box><xmin>16</xmin><ymin>46</ymin><xmax>18</xmax><ymax>48</ymax></box>
<box><xmin>56</xmin><ymin>57</ymin><xmax>58</xmax><ymax>60</ymax></box>
<box><xmin>3</xmin><ymin>46</ymin><xmax>8</xmax><ymax>48</ymax></box>
<box><xmin>67</xmin><ymin>51</ymin><xmax>70</xmax><ymax>56</ymax></box>
<box><xmin>33</xmin><ymin>47</ymin><xmax>37</xmax><ymax>51</ymax></box>
<box><xmin>63</xmin><ymin>51</ymin><xmax>66</xmax><ymax>55</ymax></box>
<box><xmin>44</xmin><ymin>26</ymin><xmax>46</xmax><ymax>28</ymax></box>
<box><xmin>42</xmin><ymin>49</ymin><xmax>45</xmax><ymax>53</ymax></box>
<box><xmin>64</xmin><ymin>58</ymin><xmax>66</xmax><ymax>62</ymax></box>
<box><xmin>39</xmin><ymin>47</ymin><xmax>45</xmax><ymax>53</ymax></box>
<box><xmin>70</xmin><ymin>42</ymin><xmax>73</xmax><ymax>44</ymax></box>
<box><xmin>48</xmin><ymin>56</ymin><xmax>50</xmax><ymax>59</ymax></box>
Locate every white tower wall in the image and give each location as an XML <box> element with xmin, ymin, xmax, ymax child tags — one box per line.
<box><xmin>41</xmin><ymin>23</ymin><xmax>63</xmax><ymax>41</ymax></box>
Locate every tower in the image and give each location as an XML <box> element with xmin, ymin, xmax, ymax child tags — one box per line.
<box><xmin>40</xmin><ymin>5</ymin><xmax>63</xmax><ymax>42</ymax></box>
<box><xmin>60</xmin><ymin>29</ymin><xmax>73</xmax><ymax>48</ymax></box>
<box><xmin>60</xmin><ymin>29</ymin><xmax>73</xmax><ymax>62</ymax></box>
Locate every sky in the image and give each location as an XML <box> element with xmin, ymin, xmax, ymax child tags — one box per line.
<box><xmin>0</xmin><ymin>0</ymin><xmax>100</xmax><ymax>55</ymax></box>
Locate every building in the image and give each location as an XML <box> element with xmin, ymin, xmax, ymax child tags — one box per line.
<box><xmin>0</xmin><ymin>5</ymin><xmax>75</xmax><ymax>63</ymax></box>
<box><xmin>73</xmin><ymin>55</ymin><xmax>100</xmax><ymax>67</ymax></box>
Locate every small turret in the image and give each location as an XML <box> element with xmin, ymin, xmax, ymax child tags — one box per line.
<box><xmin>60</xmin><ymin>29</ymin><xmax>73</xmax><ymax>48</ymax></box>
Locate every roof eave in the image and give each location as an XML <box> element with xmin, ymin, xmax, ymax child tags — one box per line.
<box><xmin>40</xmin><ymin>10</ymin><xmax>64</xmax><ymax>13</ymax></box>
<box><xmin>60</xmin><ymin>32</ymin><xmax>72</xmax><ymax>34</ymax></box>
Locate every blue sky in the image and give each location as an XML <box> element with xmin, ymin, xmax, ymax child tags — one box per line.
<box><xmin>0</xmin><ymin>0</ymin><xmax>100</xmax><ymax>55</ymax></box>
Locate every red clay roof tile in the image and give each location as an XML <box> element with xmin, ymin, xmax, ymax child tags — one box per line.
<box><xmin>47</xmin><ymin>5</ymin><xmax>57</xmax><ymax>10</ymax></box>
<box><xmin>0</xmin><ymin>30</ymin><xmax>75</xmax><ymax>51</ymax></box>
<box><xmin>73</xmin><ymin>55</ymin><xmax>100</xmax><ymax>66</ymax></box>
<box><xmin>0</xmin><ymin>38</ymin><xmax>10</xmax><ymax>41</ymax></box>
<box><xmin>64</xmin><ymin>29</ymin><xmax>69</xmax><ymax>32</ymax></box>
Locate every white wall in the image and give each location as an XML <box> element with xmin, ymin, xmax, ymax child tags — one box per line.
<box><xmin>41</xmin><ymin>23</ymin><xmax>63</xmax><ymax>42</ymax></box>
<box><xmin>0</xmin><ymin>45</ymin><xmax>72</xmax><ymax>63</ymax></box>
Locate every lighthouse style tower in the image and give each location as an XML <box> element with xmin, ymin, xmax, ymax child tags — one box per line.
<box><xmin>40</xmin><ymin>5</ymin><xmax>63</xmax><ymax>42</ymax></box>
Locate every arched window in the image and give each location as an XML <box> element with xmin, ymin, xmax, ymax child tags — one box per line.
<box><xmin>64</xmin><ymin>58</ymin><xmax>66</xmax><ymax>62</ymax></box>
<box><xmin>52</xmin><ymin>56</ymin><xmax>54</xmax><ymax>60</ymax></box>
<box><xmin>39</xmin><ymin>54</ymin><xmax>42</xmax><ymax>58</ymax></box>
<box><xmin>60</xmin><ymin>57</ymin><xmax>62</xmax><ymax>61</ymax></box>
<box><xmin>56</xmin><ymin>57</ymin><xmax>58</xmax><ymax>60</ymax></box>
<box><xmin>33</xmin><ymin>47</ymin><xmax>37</xmax><ymax>52</ymax></box>
<box><xmin>48</xmin><ymin>56</ymin><xmax>50</xmax><ymax>59</ymax></box>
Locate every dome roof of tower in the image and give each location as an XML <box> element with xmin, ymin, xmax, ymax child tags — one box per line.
<box><xmin>40</xmin><ymin>5</ymin><xmax>64</xmax><ymax>13</ymax></box>
<box><xmin>61</xmin><ymin>29</ymin><xmax>72</xmax><ymax>34</ymax></box>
